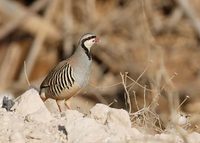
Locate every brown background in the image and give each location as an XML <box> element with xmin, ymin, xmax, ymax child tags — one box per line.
<box><xmin>0</xmin><ymin>0</ymin><xmax>199</xmax><ymax>132</ymax></box>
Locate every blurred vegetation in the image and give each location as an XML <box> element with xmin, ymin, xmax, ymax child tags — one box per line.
<box><xmin>0</xmin><ymin>0</ymin><xmax>200</xmax><ymax>132</ymax></box>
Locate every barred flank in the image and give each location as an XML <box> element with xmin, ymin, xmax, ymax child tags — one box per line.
<box><xmin>45</xmin><ymin>63</ymin><xmax>75</xmax><ymax>97</ymax></box>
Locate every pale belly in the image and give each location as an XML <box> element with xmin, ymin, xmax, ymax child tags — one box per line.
<box><xmin>47</xmin><ymin>83</ymin><xmax>82</xmax><ymax>100</ymax></box>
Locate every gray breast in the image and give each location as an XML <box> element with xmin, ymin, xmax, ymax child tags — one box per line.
<box><xmin>73</xmin><ymin>60</ymin><xmax>92</xmax><ymax>87</ymax></box>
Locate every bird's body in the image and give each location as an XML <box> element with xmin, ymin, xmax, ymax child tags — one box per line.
<box><xmin>40</xmin><ymin>33</ymin><xmax>98</xmax><ymax>111</ymax></box>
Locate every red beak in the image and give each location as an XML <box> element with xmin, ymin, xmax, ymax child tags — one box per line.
<box><xmin>95</xmin><ymin>37</ymin><xmax>99</xmax><ymax>43</ymax></box>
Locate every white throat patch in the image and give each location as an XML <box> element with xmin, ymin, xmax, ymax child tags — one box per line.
<box><xmin>84</xmin><ymin>39</ymin><xmax>95</xmax><ymax>50</ymax></box>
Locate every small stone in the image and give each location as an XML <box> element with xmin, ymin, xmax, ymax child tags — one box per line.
<box><xmin>0</xmin><ymin>92</ymin><xmax>14</xmax><ymax>107</ymax></box>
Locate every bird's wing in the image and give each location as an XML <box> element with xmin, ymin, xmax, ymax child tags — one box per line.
<box><xmin>40</xmin><ymin>60</ymin><xmax>68</xmax><ymax>89</ymax></box>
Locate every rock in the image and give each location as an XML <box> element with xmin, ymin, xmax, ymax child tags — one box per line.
<box><xmin>44</xmin><ymin>98</ymin><xmax>59</xmax><ymax>113</ymax></box>
<box><xmin>2</xmin><ymin>96</ymin><xmax>15</xmax><ymax>111</ymax></box>
<box><xmin>154</xmin><ymin>133</ymin><xmax>184</xmax><ymax>143</ymax></box>
<box><xmin>89</xmin><ymin>104</ymin><xmax>110</xmax><ymax>124</ymax></box>
<box><xmin>25</xmin><ymin>107</ymin><xmax>53</xmax><ymax>123</ymax></box>
<box><xmin>0</xmin><ymin>100</ymin><xmax>199</xmax><ymax>143</ymax></box>
<box><xmin>64</xmin><ymin>114</ymin><xmax>109</xmax><ymax>143</ymax></box>
<box><xmin>187</xmin><ymin>132</ymin><xmax>200</xmax><ymax>143</ymax></box>
<box><xmin>61</xmin><ymin>109</ymin><xmax>84</xmax><ymax>122</ymax></box>
<box><xmin>12</xmin><ymin>88</ymin><xmax>52</xmax><ymax>123</ymax></box>
<box><xmin>0</xmin><ymin>109</ymin><xmax>24</xmax><ymax>131</ymax></box>
<box><xmin>62</xmin><ymin>104</ymin><xmax>142</xmax><ymax>143</ymax></box>
<box><xmin>106</xmin><ymin>123</ymin><xmax>142</xmax><ymax>142</ymax></box>
<box><xmin>9</xmin><ymin>130</ymin><xmax>25</xmax><ymax>143</ymax></box>
<box><xmin>0</xmin><ymin>91</ymin><xmax>14</xmax><ymax>109</ymax></box>
<box><xmin>90</xmin><ymin>103</ymin><xmax>131</xmax><ymax>127</ymax></box>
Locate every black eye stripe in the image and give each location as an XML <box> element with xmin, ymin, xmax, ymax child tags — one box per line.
<box><xmin>82</xmin><ymin>36</ymin><xmax>96</xmax><ymax>43</ymax></box>
<box><xmin>80</xmin><ymin>35</ymin><xmax>96</xmax><ymax>60</ymax></box>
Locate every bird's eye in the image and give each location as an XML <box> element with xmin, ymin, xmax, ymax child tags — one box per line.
<box><xmin>92</xmin><ymin>40</ymin><xmax>95</xmax><ymax>42</ymax></box>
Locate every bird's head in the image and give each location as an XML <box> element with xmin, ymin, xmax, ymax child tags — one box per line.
<box><xmin>80</xmin><ymin>33</ymin><xmax>99</xmax><ymax>50</ymax></box>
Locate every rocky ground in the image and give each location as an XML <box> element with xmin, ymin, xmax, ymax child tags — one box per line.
<box><xmin>0</xmin><ymin>88</ymin><xmax>199</xmax><ymax>143</ymax></box>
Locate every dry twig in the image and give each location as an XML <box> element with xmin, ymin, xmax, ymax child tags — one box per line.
<box><xmin>19</xmin><ymin>0</ymin><xmax>60</xmax><ymax>82</ymax></box>
<box><xmin>176</xmin><ymin>0</ymin><xmax>200</xmax><ymax>38</ymax></box>
<box><xmin>0</xmin><ymin>0</ymin><xmax>49</xmax><ymax>40</ymax></box>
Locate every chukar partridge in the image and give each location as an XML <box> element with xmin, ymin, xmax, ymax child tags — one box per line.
<box><xmin>40</xmin><ymin>33</ymin><xmax>99</xmax><ymax>112</ymax></box>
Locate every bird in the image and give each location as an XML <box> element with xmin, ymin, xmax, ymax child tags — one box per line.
<box><xmin>39</xmin><ymin>33</ymin><xmax>99</xmax><ymax>112</ymax></box>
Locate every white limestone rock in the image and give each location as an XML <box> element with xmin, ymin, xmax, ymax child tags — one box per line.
<box><xmin>187</xmin><ymin>132</ymin><xmax>200</xmax><ymax>143</ymax></box>
<box><xmin>12</xmin><ymin>88</ymin><xmax>52</xmax><ymax>123</ymax></box>
<box><xmin>9</xmin><ymin>130</ymin><xmax>25</xmax><ymax>143</ymax></box>
<box><xmin>44</xmin><ymin>98</ymin><xmax>59</xmax><ymax>113</ymax></box>
<box><xmin>62</xmin><ymin>104</ymin><xmax>142</xmax><ymax>143</ymax></box>
<box><xmin>90</xmin><ymin>103</ymin><xmax>131</xmax><ymax>127</ymax></box>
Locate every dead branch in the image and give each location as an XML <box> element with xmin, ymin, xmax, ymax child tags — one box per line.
<box><xmin>176</xmin><ymin>0</ymin><xmax>200</xmax><ymax>38</ymax></box>
<box><xmin>0</xmin><ymin>0</ymin><xmax>61</xmax><ymax>41</ymax></box>
<box><xmin>0</xmin><ymin>0</ymin><xmax>49</xmax><ymax>40</ymax></box>
<box><xmin>0</xmin><ymin>43</ymin><xmax>22</xmax><ymax>85</ymax></box>
<box><xmin>19</xmin><ymin>0</ymin><xmax>60</xmax><ymax>82</ymax></box>
<box><xmin>62</xmin><ymin>0</ymin><xmax>74</xmax><ymax>57</ymax></box>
